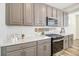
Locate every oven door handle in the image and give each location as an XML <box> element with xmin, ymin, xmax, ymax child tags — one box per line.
<box><xmin>53</xmin><ymin>39</ymin><xmax>63</xmax><ymax>42</ymax></box>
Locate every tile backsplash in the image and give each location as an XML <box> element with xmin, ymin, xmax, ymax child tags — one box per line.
<box><xmin>34</xmin><ymin>27</ymin><xmax>61</xmax><ymax>34</ymax></box>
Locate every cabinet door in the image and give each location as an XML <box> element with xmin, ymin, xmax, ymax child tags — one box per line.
<box><xmin>57</xmin><ymin>10</ymin><xmax>64</xmax><ymax>27</ymax></box>
<box><xmin>6</xmin><ymin>3</ymin><xmax>23</xmax><ymax>25</ymax></box>
<box><xmin>40</xmin><ymin>4</ymin><xmax>47</xmax><ymax>26</ymax></box>
<box><xmin>63</xmin><ymin>13</ymin><xmax>68</xmax><ymax>27</ymax></box>
<box><xmin>57</xmin><ymin>10</ymin><xmax>61</xmax><ymax>27</ymax></box>
<box><xmin>53</xmin><ymin>8</ymin><xmax>57</xmax><ymax>18</ymax></box>
<box><xmin>47</xmin><ymin>6</ymin><xmax>53</xmax><ymax>17</ymax></box>
<box><xmin>24</xmin><ymin>3</ymin><xmax>34</xmax><ymax>26</ymax></box>
<box><xmin>7</xmin><ymin>50</ymin><xmax>23</xmax><ymax>56</ymax></box>
<box><xmin>34</xmin><ymin>4</ymin><xmax>40</xmax><ymax>26</ymax></box>
<box><xmin>24</xmin><ymin>46</ymin><xmax>36</xmax><ymax>56</ymax></box>
<box><xmin>68</xmin><ymin>35</ymin><xmax>73</xmax><ymax>48</ymax></box>
<box><xmin>61</xmin><ymin>12</ymin><xmax>64</xmax><ymax>27</ymax></box>
<box><xmin>37</xmin><ymin>43</ymin><xmax>51</xmax><ymax>56</ymax></box>
<box><xmin>63</xmin><ymin>36</ymin><xmax>69</xmax><ymax>49</ymax></box>
<box><xmin>34</xmin><ymin>4</ymin><xmax>46</xmax><ymax>26</ymax></box>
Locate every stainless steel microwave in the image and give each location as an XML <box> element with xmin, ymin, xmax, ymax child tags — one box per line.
<box><xmin>46</xmin><ymin>17</ymin><xmax>58</xmax><ymax>26</ymax></box>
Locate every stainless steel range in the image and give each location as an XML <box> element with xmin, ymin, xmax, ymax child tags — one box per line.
<box><xmin>46</xmin><ymin>34</ymin><xmax>64</xmax><ymax>56</ymax></box>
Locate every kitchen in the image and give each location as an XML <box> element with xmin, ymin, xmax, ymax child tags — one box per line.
<box><xmin>0</xmin><ymin>3</ymin><xmax>78</xmax><ymax>56</ymax></box>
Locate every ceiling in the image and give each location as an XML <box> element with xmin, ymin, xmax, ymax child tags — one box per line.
<box><xmin>46</xmin><ymin>3</ymin><xmax>79</xmax><ymax>13</ymax></box>
<box><xmin>47</xmin><ymin>3</ymin><xmax>75</xmax><ymax>9</ymax></box>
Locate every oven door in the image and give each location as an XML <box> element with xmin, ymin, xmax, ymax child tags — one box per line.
<box><xmin>52</xmin><ymin>39</ymin><xmax>63</xmax><ymax>55</ymax></box>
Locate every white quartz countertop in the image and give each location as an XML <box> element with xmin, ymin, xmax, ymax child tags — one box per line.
<box><xmin>0</xmin><ymin>33</ymin><xmax>73</xmax><ymax>47</ymax></box>
<box><xmin>0</xmin><ymin>35</ymin><xmax>51</xmax><ymax>47</ymax></box>
<box><xmin>60</xmin><ymin>33</ymin><xmax>73</xmax><ymax>36</ymax></box>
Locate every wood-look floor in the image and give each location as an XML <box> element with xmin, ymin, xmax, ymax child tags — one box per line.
<box><xmin>62</xmin><ymin>40</ymin><xmax>79</xmax><ymax>56</ymax></box>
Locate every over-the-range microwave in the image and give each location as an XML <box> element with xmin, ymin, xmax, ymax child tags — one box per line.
<box><xmin>46</xmin><ymin>17</ymin><xmax>58</xmax><ymax>26</ymax></box>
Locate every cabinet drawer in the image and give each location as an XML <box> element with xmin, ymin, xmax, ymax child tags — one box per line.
<box><xmin>69</xmin><ymin>34</ymin><xmax>73</xmax><ymax>38</ymax></box>
<box><xmin>6</xmin><ymin>46</ymin><xmax>37</xmax><ymax>56</ymax></box>
<box><xmin>24</xmin><ymin>46</ymin><xmax>36</xmax><ymax>56</ymax></box>
<box><xmin>38</xmin><ymin>39</ymin><xmax>51</xmax><ymax>45</ymax></box>
<box><xmin>5</xmin><ymin>41</ymin><xmax>36</xmax><ymax>52</ymax></box>
<box><xmin>64</xmin><ymin>35</ymin><xmax>69</xmax><ymax>40</ymax></box>
<box><xmin>6</xmin><ymin>49</ymin><xmax>23</xmax><ymax>56</ymax></box>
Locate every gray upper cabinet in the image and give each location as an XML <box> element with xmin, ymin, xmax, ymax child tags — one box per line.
<box><xmin>47</xmin><ymin>6</ymin><xmax>53</xmax><ymax>17</ymax></box>
<box><xmin>57</xmin><ymin>10</ymin><xmax>64</xmax><ymax>27</ymax></box>
<box><xmin>52</xmin><ymin>8</ymin><xmax>57</xmax><ymax>18</ymax></box>
<box><xmin>34</xmin><ymin>4</ymin><xmax>40</xmax><ymax>26</ymax></box>
<box><xmin>6</xmin><ymin>3</ymin><xmax>34</xmax><ymax>26</ymax></box>
<box><xmin>6</xmin><ymin>3</ymin><xmax>68</xmax><ymax>27</ymax></box>
<box><xmin>57</xmin><ymin>10</ymin><xmax>61</xmax><ymax>27</ymax></box>
<box><xmin>34</xmin><ymin>3</ymin><xmax>46</xmax><ymax>26</ymax></box>
<box><xmin>60</xmin><ymin>11</ymin><xmax>64</xmax><ymax>27</ymax></box>
<box><xmin>6</xmin><ymin>3</ymin><xmax>23</xmax><ymax>25</ymax></box>
<box><xmin>40</xmin><ymin>4</ymin><xmax>47</xmax><ymax>26</ymax></box>
<box><xmin>63</xmin><ymin>34</ymin><xmax>73</xmax><ymax>49</ymax></box>
<box><xmin>24</xmin><ymin>3</ymin><xmax>34</xmax><ymax>26</ymax></box>
<box><xmin>63</xmin><ymin>12</ymin><xmax>68</xmax><ymax>27</ymax></box>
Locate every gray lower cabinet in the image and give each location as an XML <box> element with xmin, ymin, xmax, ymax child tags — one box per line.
<box><xmin>24</xmin><ymin>46</ymin><xmax>36</xmax><ymax>56</ymax></box>
<box><xmin>37</xmin><ymin>43</ymin><xmax>51</xmax><ymax>56</ymax></box>
<box><xmin>63</xmin><ymin>35</ymin><xmax>69</xmax><ymax>49</ymax></box>
<box><xmin>1</xmin><ymin>41</ymin><xmax>37</xmax><ymax>56</ymax></box>
<box><xmin>1</xmin><ymin>39</ymin><xmax>51</xmax><ymax>56</ymax></box>
<box><xmin>37</xmin><ymin>39</ymin><xmax>51</xmax><ymax>56</ymax></box>
<box><xmin>63</xmin><ymin>34</ymin><xmax>73</xmax><ymax>49</ymax></box>
<box><xmin>68</xmin><ymin>34</ymin><xmax>73</xmax><ymax>48</ymax></box>
<box><xmin>6</xmin><ymin>46</ymin><xmax>36</xmax><ymax>56</ymax></box>
<box><xmin>7</xmin><ymin>50</ymin><xmax>23</xmax><ymax>56</ymax></box>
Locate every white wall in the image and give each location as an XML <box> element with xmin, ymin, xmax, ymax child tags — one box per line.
<box><xmin>68</xmin><ymin>11</ymin><xmax>79</xmax><ymax>40</ymax></box>
<box><xmin>0</xmin><ymin>3</ymin><xmax>7</xmax><ymax>42</ymax></box>
<box><xmin>67</xmin><ymin>13</ymin><xmax>76</xmax><ymax>40</ymax></box>
<box><xmin>76</xmin><ymin>15</ymin><xmax>79</xmax><ymax>39</ymax></box>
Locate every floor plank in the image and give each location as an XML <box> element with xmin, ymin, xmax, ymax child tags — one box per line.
<box><xmin>62</xmin><ymin>40</ymin><xmax>79</xmax><ymax>56</ymax></box>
